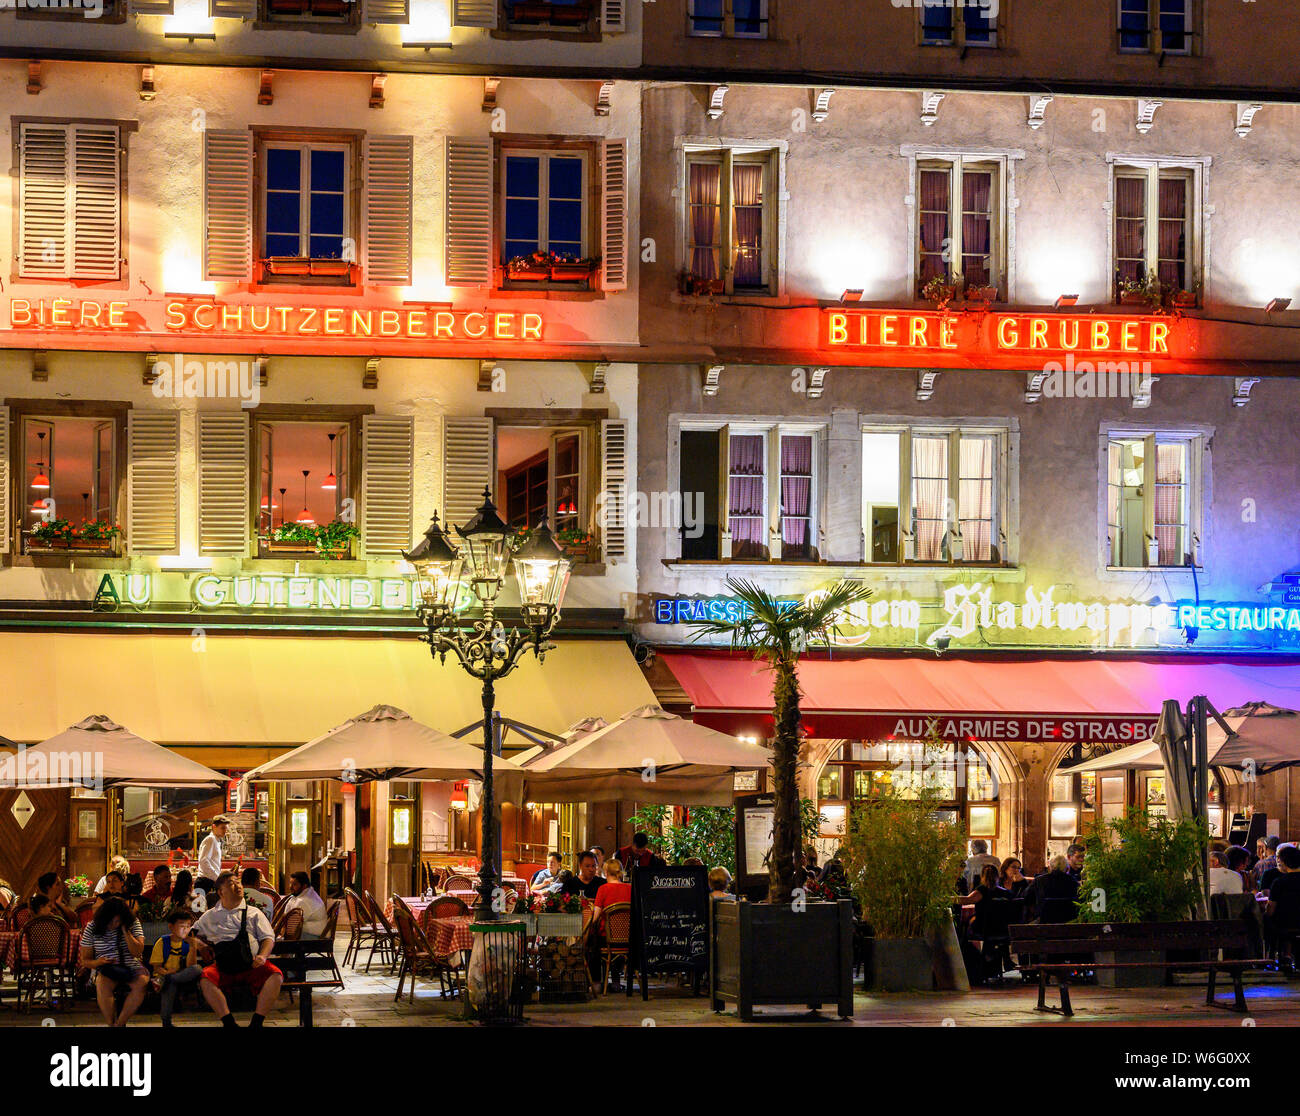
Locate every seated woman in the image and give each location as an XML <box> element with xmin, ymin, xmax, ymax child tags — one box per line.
<box><xmin>79</xmin><ymin>896</ymin><xmax>150</xmax><ymax>1027</ymax></box>
<box><xmin>586</xmin><ymin>860</ymin><xmax>633</xmax><ymax>989</ymax></box>
<box><xmin>35</xmin><ymin>872</ymin><xmax>79</xmax><ymax>924</ymax></box>
<box><xmin>708</xmin><ymin>867</ymin><xmax>735</xmax><ymax>902</ymax></box>
<box><xmin>999</xmin><ymin>857</ymin><xmax>1030</xmax><ymax>899</ymax></box>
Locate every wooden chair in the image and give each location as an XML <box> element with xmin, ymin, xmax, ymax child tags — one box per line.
<box><xmin>392</xmin><ymin>906</ymin><xmax>446</xmax><ymax>1003</ymax></box>
<box><xmin>318</xmin><ymin>899</ymin><xmax>345</xmax><ymax>984</ymax></box>
<box><xmin>15</xmin><ymin>916</ymin><xmax>72</xmax><ymax>1013</ymax></box>
<box><xmin>280</xmin><ymin>908</ymin><xmax>304</xmax><ymax>941</ymax></box>
<box><xmin>391</xmin><ymin>895</ymin><xmax>416</xmax><ymax>924</ymax></box>
<box><xmin>363</xmin><ymin>890</ymin><xmax>399</xmax><ymax>973</ymax></box>
<box><xmin>587</xmin><ymin>901</ymin><xmax>632</xmax><ymax>996</ymax></box>
<box><xmin>342</xmin><ymin>888</ymin><xmax>376</xmax><ymax>970</ymax></box>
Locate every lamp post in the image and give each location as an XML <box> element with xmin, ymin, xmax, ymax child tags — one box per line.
<box><xmin>404</xmin><ymin>487</ymin><xmax>571</xmax><ymax>920</ymax></box>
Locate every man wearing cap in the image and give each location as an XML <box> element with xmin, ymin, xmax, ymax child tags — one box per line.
<box><xmin>196</xmin><ymin>816</ymin><xmax>230</xmax><ymax>897</ymax></box>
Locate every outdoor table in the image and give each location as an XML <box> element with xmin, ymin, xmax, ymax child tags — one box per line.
<box><xmin>268</xmin><ymin>937</ymin><xmax>343</xmax><ymax>1028</ymax></box>
<box><xmin>426</xmin><ymin>915</ymin><xmax>475</xmax><ymax>961</ymax></box>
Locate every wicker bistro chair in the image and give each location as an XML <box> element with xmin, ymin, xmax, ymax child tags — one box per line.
<box><xmin>443</xmin><ymin>874</ymin><xmax>474</xmax><ymax>892</ymax></box>
<box><xmin>342</xmin><ymin>888</ymin><xmax>377</xmax><ymax>970</ymax></box>
<box><xmin>11</xmin><ymin>907</ymin><xmax>32</xmax><ymax>933</ymax></box>
<box><xmin>15</xmin><ymin>915</ymin><xmax>72</xmax><ymax>1013</ymax></box>
<box><xmin>279</xmin><ymin>908</ymin><xmax>304</xmax><ymax>941</ymax></box>
<box><xmin>363</xmin><ymin>890</ymin><xmax>400</xmax><ymax>973</ymax></box>
<box><xmin>422</xmin><ymin>894</ymin><xmax>471</xmax><ymax>928</ymax></box>
<box><xmin>587</xmin><ymin>902</ymin><xmax>633</xmax><ymax>997</ymax></box>
<box><xmin>392</xmin><ymin>906</ymin><xmax>447</xmax><ymax>1003</ymax></box>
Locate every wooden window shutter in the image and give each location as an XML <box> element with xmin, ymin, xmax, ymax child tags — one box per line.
<box><xmin>601</xmin><ymin>138</ymin><xmax>628</xmax><ymax>291</ymax></box>
<box><xmin>0</xmin><ymin>407</ymin><xmax>9</xmax><ymax>556</ymax></box>
<box><xmin>203</xmin><ymin>129</ymin><xmax>253</xmax><ymax>282</ymax></box>
<box><xmin>600</xmin><ymin>418</ymin><xmax>628</xmax><ymax>560</ymax></box>
<box><xmin>129</xmin><ymin>0</ymin><xmax>175</xmax><ymax>13</ymax></box>
<box><xmin>442</xmin><ymin>417</ymin><xmax>494</xmax><ymax>530</ymax></box>
<box><xmin>127</xmin><ymin>411</ymin><xmax>180</xmax><ymax>555</ymax></box>
<box><xmin>600</xmin><ymin>0</ymin><xmax>625</xmax><ymax>32</ymax></box>
<box><xmin>19</xmin><ymin>123</ymin><xmax>120</xmax><ymax>282</ymax></box>
<box><xmin>452</xmin><ymin>0</ymin><xmax>497</xmax><ymax>27</ymax></box>
<box><xmin>444</xmin><ymin>137</ymin><xmax>493</xmax><ymax>287</ymax></box>
<box><xmin>197</xmin><ymin>412</ymin><xmax>250</xmax><ymax>556</ymax></box>
<box><xmin>362</xmin><ymin>0</ymin><xmax>409</xmax><ymax>21</ymax></box>
<box><xmin>72</xmin><ymin>126</ymin><xmax>122</xmax><ymax>281</ymax></box>
<box><xmin>361</xmin><ymin>414</ymin><xmax>415</xmax><ymax>557</ymax></box>
<box><xmin>363</xmin><ymin>135</ymin><xmax>414</xmax><ymax>285</ymax></box>
<box><xmin>209</xmin><ymin>0</ymin><xmax>256</xmax><ymax>17</ymax></box>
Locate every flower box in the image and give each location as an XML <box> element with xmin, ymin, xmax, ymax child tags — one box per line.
<box><xmin>964</xmin><ymin>285</ymin><xmax>998</xmax><ymax>304</ymax></box>
<box><xmin>549</xmin><ymin>262</ymin><xmax>596</xmax><ymax>282</ymax></box>
<box><xmin>71</xmin><ymin>538</ymin><xmax>115</xmax><ymax>553</ymax></box>
<box><xmin>1171</xmin><ymin>290</ymin><xmax>1198</xmax><ymax>308</ymax></box>
<box><xmin>1119</xmin><ymin>290</ymin><xmax>1151</xmax><ymax>307</ymax></box>
<box><xmin>29</xmin><ymin>536</ymin><xmax>70</xmax><ymax>550</ymax></box>
<box><xmin>534</xmin><ymin>911</ymin><xmax>583</xmax><ymax>938</ymax></box>
<box><xmin>508</xmin><ymin>266</ymin><xmax>551</xmax><ymax>283</ymax></box>
<box><xmin>262</xmin><ymin>257</ymin><xmax>356</xmax><ymax>281</ymax></box>
<box><xmin>266</xmin><ymin>538</ymin><xmax>316</xmax><ymax>554</ymax></box>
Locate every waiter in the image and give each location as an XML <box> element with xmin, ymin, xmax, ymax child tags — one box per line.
<box><xmin>196</xmin><ymin>815</ymin><xmax>230</xmax><ymax>898</ymax></box>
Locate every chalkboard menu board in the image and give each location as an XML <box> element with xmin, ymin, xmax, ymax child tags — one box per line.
<box><xmin>629</xmin><ymin>865</ymin><xmax>709</xmax><ymax>999</ymax></box>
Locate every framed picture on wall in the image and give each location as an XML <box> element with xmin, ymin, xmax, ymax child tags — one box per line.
<box><xmin>71</xmin><ymin>801</ymin><xmax>105</xmax><ymax>847</ymax></box>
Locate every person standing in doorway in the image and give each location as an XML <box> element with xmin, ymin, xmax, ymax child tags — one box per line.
<box><xmin>196</xmin><ymin>816</ymin><xmax>230</xmax><ymax>898</ymax></box>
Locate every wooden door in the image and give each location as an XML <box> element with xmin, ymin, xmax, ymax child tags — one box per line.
<box><xmin>0</xmin><ymin>788</ymin><xmax>70</xmax><ymax>901</ymax></box>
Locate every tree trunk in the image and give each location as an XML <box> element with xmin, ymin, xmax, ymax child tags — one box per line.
<box><xmin>768</xmin><ymin>657</ymin><xmax>803</xmax><ymax>904</ymax></box>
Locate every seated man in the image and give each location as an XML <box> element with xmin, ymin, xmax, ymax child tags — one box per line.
<box><xmin>1209</xmin><ymin>850</ymin><xmax>1244</xmax><ymax>896</ymax></box>
<box><xmin>571</xmin><ymin>851</ymin><xmax>605</xmax><ymax>900</ymax></box>
<box><xmin>284</xmin><ymin>871</ymin><xmax>328</xmax><ymax>937</ymax></box>
<box><xmin>530</xmin><ymin>852</ymin><xmax>563</xmax><ymax>895</ymax></box>
<box><xmin>144</xmin><ymin>865</ymin><xmax>173</xmax><ymax>902</ymax></box>
<box><xmin>191</xmin><ymin>870</ymin><xmax>283</xmax><ymax>1028</ymax></box>
<box><xmin>1265</xmin><ymin>845</ymin><xmax>1300</xmax><ymax>969</ymax></box>
<box><xmin>240</xmin><ymin>868</ymin><xmax>275</xmax><ymax>919</ymax></box>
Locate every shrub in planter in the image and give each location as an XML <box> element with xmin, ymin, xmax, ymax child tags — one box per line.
<box><xmin>839</xmin><ymin>745</ymin><xmax>968</xmax><ymax>992</ymax></box>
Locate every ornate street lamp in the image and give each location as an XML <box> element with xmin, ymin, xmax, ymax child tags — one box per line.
<box><xmin>404</xmin><ymin>487</ymin><xmax>571</xmax><ymax>919</ymax></box>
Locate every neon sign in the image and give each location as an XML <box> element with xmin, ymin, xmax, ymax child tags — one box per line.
<box><xmin>824</xmin><ymin>309</ymin><xmax>1172</xmax><ymax>356</ymax></box>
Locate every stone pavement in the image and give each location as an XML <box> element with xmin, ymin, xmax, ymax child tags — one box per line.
<box><xmin>3</xmin><ymin>943</ymin><xmax>1300</xmax><ymax>1026</ymax></box>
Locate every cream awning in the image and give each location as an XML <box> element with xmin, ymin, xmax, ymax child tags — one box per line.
<box><xmin>0</xmin><ymin>633</ymin><xmax>656</xmax><ymax>750</ymax></box>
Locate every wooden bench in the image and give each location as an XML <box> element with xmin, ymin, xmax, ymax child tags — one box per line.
<box><xmin>1010</xmin><ymin>920</ymin><xmax>1271</xmax><ymax>1017</ymax></box>
<box><xmin>269</xmin><ymin>939</ymin><xmax>344</xmax><ymax>1027</ymax></box>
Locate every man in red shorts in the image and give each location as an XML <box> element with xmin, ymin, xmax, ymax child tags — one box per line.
<box><xmin>191</xmin><ymin>870</ymin><xmax>282</xmax><ymax>1027</ymax></box>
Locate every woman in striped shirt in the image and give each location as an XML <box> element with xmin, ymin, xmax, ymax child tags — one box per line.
<box><xmin>78</xmin><ymin>896</ymin><xmax>149</xmax><ymax>1026</ymax></box>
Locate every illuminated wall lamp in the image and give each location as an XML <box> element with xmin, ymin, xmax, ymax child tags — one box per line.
<box><xmin>840</xmin><ymin>289</ymin><xmax>864</xmax><ymax>303</ymax></box>
<box><xmin>164</xmin><ymin>29</ymin><xmax>216</xmax><ymax>40</ymax></box>
<box><xmin>1054</xmin><ymin>294</ymin><xmax>1079</xmax><ymax>308</ymax></box>
<box><xmin>1266</xmin><ymin>297</ymin><xmax>1292</xmax><ymax>314</ymax></box>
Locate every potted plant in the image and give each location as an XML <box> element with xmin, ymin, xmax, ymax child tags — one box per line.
<box><xmin>507</xmin><ymin>252</ymin><xmax>554</xmax><ymax>282</ymax></box>
<box><xmin>964</xmin><ymin>283</ymin><xmax>998</xmax><ymax>306</ymax></box>
<box><xmin>313</xmin><ymin>519</ymin><xmax>360</xmax><ymax>560</ymax></box>
<box><xmin>1117</xmin><ymin>273</ymin><xmax>1163</xmax><ymax>311</ymax></box>
<box><xmin>72</xmin><ymin>519</ymin><xmax>122</xmax><ymax>552</ymax></box>
<box><xmin>1076</xmin><ymin>807</ymin><xmax>1207</xmax><ymax>986</ymax></box>
<box><xmin>64</xmin><ymin>875</ymin><xmax>92</xmax><ymax>899</ymax></box>
<box><xmin>30</xmin><ymin>518</ymin><xmax>74</xmax><ymax>549</ymax></box>
<box><xmin>678</xmin><ymin>270</ymin><xmax>726</xmax><ymax>297</ymax></box>
<box><xmin>692</xmin><ymin>577</ymin><xmax>872</xmax><ymax>1020</ymax></box>
<box><xmin>922</xmin><ymin>273</ymin><xmax>962</xmax><ymax>310</ymax></box>
<box><xmin>839</xmin><ymin>747</ymin><xmax>968</xmax><ymax>991</ymax></box>
<box><xmin>266</xmin><ymin>521</ymin><xmax>319</xmax><ymax>553</ymax></box>
<box><xmin>556</xmin><ymin>525</ymin><xmax>593</xmax><ymax>561</ymax></box>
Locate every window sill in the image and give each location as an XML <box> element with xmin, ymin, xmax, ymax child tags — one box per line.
<box><xmin>13</xmin><ymin>554</ymin><xmax>128</xmax><ymax>569</ymax></box>
<box><xmin>661</xmin><ymin>559</ymin><xmax>1024</xmax><ymax>583</ymax></box>
<box><xmin>493</xmin><ymin>287</ymin><xmax>606</xmax><ymax>301</ymax></box>
<box><xmin>670</xmin><ymin>291</ymin><xmax>786</xmax><ymax>308</ymax></box>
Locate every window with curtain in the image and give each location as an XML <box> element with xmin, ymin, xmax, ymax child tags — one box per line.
<box><xmin>866</xmin><ymin>427</ymin><xmax>1006</xmax><ymax>565</ymax></box>
<box><xmin>779</xmin><ymin>434</ymin><xmax>814</xmax><ymax>560</ymax></box>
<box><xmin>920</xmin><ymin>1</ymin><xmax>997</xmax><ymax>47</ymax></box>
<box><xmin>684</xmin><ymin>150</ymin><xmax>775</xmax><ymax>294</ymax></box>
<box><xmin>916</xmin><ymin>158</ymin><xmax>999</xmax><ymax>295</ymax></box>
<box><xmin>1106</xmin><ymin>434</ymin><xmax>1197</xmax><ymax>568</ymax></box>
<box><xmin>728</xmin><ymin>434</ymin><xmax>767</xmax><ymax>560</ymax></box>
<box><xmin>689</xmin><ymin>0</ymin><xmax>767</xmax><ymax>37</ymax></box>
<box><xmin>1113</xmin><ymin>166</ymin><xmax>1193</xmax><ymax>298</ymax></box>
<box><xmin>1120</xmin><ymin>0</ymin><xmax>1193</xmax><ymax>53</ymax></box>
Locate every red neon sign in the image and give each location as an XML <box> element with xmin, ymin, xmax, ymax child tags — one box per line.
<box><xmin>824</xmin><ymin>309</ymin><xmax>1172</xmax><ymax>356</ymax></box>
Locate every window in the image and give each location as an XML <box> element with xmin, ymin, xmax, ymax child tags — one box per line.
<box><xmin>917</xmin><ymin>157</ymin><xmax>1001</xmax><ymax>296</ymax></box>
<box><xmin>499</xmin><ymin>427</ymin><xmax>587</xmax><ymax>532</ymax></box>
<box><xmin>21</xmin><ymin>415</ymin><xmax>117</xmax><ymax>555</ymax></box>
<box><xmin>684</xmin><ymin>149</ymin><xmax>776</xmax><ymax>295</ymax></box>
<box><xmin>17</xmin><ymin>122</ymin><xmax>122</xmax><ymax>282</ymax></box>
<box><xmin>504</xmin><ymin>0</ymin><xmax>598</xmax><ymax>34</ymax></box>
<box><xmin>677</xmin><ymin>424</ymin><xmax>819</xmax><ymax>562</ymax></box>
<box><xmin>257</xmin><ymin>420</ymin><xmax>353</xmax><ymax>555</ymax></box>
<box><xmin>1114</xmin><ymin>165</ymin><xmax>1195</xmax><ymax>300</ymax></box>
<box><xmin>862</xmin><ymin>426</ymin><xmax>1007</xmax><ymax>564</ymax></box>
<box><xmin>920</xmin><ymin>0</ymin><xmax>997</xmax><ymax>47</ymax></box>
<box><xmin>501</xmin><ymin>150</ymin><xmax>594</xmax><ymax>286</ymax></box>
<box><xmin>688</xmin><ymin>0</ymin><xmax>768</xmax><ymax>37</ymax></box>
<box><xmin>1119</xmin><ymin>0</ymin><xmax>1192</xmax><ymax>54</ymax></box>
<box><xmin>261</xmin><ymin>0</ymin><xmax>358</xmax><ymax>24</ymax></box>
<box><xmin>1106</xmin><ymin>433</ymin><xmax>1200</xmax><ymax>568</ymax></box>
<box><xmin>258</xmin><ymin>138</ymin><xmax>354</xmax><ymax>283</ymax></box>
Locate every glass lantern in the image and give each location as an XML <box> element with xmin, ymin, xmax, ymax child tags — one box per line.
<box><xmin>403</xmin><ymin>513</ymin><xmax>464</xmax><ymax>617</ymax></box>
<box><xmin>455</xmin><ymin>487</ymin><xmax>515</xmax><ymax>601</ymax></box>
<box><xmin>511</xmin><ymin>514</ymin><xmax>572</xmax><ymax>624</ymax></box>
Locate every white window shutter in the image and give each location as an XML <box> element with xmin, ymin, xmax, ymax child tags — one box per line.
<box><xmin>444</xmin><ymin>137</ymin><xmax>493</xmax><ymax>287</ymax></box>
<box><xmin>361</xmin><ymin>414</ymin><xmax>415</xmax><ymax>557</ymax></box>
<box><xmin>364</xmin><ymin>135</ymin><xmax>414</xmax><ymax>285</ymax></box>
<box><xmin>18</xmin><ymin>123</ymin><xmax>68</xmax><ymax>280</ymax></box>
<box><xmin>363</xmin><ymin>0</ymin><xmax>408</xmax><ymax>21</ymax></box>
<box><xmin>600</xmin><ymin>0</ymin><xmax>625</xmax><ymax>32</ymax></box>
<box><xmin>452</xmin><ymin>0</ymin><xmax>497</xmax><ymax>27</ymax></box>
<box><xmin>203</xmin><ymin>129</ymin><xmax>253</xmax><ymax>282</ymax></box>
<box><xmin>442</xmin><ymin>417</ymin><xmax>495</xmax><ymax>530</ymax></box>
<box><xmin>601</xmin><ymin>138</ymin><xmax>628</xmax><ymax>291</ymax></box>
<box><xmin>210</xmin><ymin>0</ymin><xmax>255</xmax><ymax>16</ymax></box>
<box><xmin>600</xmin><ymin>418</ymin><xmax>628</xmax><ymax>561</ymax></box>
<box><xmin>0</xmin><ymin>407</ymin><xmax>9</xmax><ymax>556</ymax></box>
<box><xmin>129</xmin><ymin>0</ymin><xmax>175</xmax><ymax>13</ymax></box>
<box><xmin>72</xmin><ymin>126</ymin><xmax>122</xmax><ymax>281</ymax></box>
<box><xmin>197</xmin><ymin>412</ymin><xmax>250</xmax><ymax>556</ymax></box>
<box><xmin>127</xmin><ymin>411</ymin><xmax>180</xmax><ymax>555</ymax></box>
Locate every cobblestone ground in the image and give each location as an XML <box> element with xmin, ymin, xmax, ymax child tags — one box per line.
<box><xmin>3</xmin><ymin>943</ymin><xmax>1297</xmax><ymax>1027</ymax></box>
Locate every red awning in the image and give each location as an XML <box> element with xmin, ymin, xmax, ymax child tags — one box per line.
<box><xmin>658</xmin><ymin>652</ymin><xmax>1300</xmax><ymax>744</ymax></box>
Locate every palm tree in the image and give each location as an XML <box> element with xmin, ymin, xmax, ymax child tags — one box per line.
<box><xmin>690</xmin><ymin>577</ymin><xmax>873</xmax><ymax>904</ymax></box>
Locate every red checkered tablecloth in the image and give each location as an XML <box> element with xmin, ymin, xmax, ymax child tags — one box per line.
<box><xmin>426</xmin><ymin>916</ymin><xmax>475</xmax><ymax>960</ymax></box>
<box><xmin>0</xmin><ymin>928</ymin><xmax>80</xmax><ymax>972</ymax></box>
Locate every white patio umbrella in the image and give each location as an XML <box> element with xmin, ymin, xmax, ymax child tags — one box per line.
<box><xmin>521</xmin><ymin>704</ymin><xmax>772</xmax><ymax>806</ymax></box>
<box><xmin>240</xmin><ymin>704</ymin><xmax>527</xmax><ymax>802</ymax></box>
<box><xmin>14</xmin><ymin>714</ymin><xmax>226</xmax><ymax>788</ymax></box>
<box><xmin>510</xmin><ymin>715</ymin><xmax>608</xmax><ymax>767</ymax></box>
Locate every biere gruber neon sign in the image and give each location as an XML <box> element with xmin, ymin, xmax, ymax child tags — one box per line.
<box><xmin>824</xmin><ymin>309</ymin><xmax>1172</xmax><ymax>355</ymax></box>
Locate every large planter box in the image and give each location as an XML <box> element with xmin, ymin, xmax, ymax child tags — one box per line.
<box><xmin>711</xmin><ymin>899</ymin><xmax>854</xmax><ymax>1021</ymax></box>
<box><xmin>1095</xmin><ymin>949</ymin><xmax>1166</xmax><ymax>988</ymax></box>
<box><xmin>534</xmin><ymin>911</ymin><xmax>583</xmax><ymax>938</ymax></box>
<box><xmin>869</xmin><ymin>937</ymin><xmax>934</xmax><ymax>992</ymax></box>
